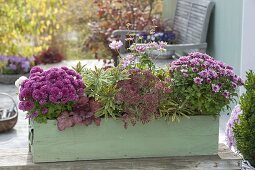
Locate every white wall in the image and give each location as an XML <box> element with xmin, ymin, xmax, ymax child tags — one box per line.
<box><xmin>240</xmin><ymin>0</ymin><xmax>255</xmax><ymax>93</ymax></box>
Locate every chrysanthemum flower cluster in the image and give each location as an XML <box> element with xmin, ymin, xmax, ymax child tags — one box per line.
<box><xmin>19</xmin><ymin>66</ymin><xmax>85</xmax><ymax>120</ymax></box>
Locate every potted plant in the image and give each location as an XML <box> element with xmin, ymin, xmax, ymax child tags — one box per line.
<box><xmin>17</xmin><ymin>39</ymin><xmax>243</xmax><ymax>163</ymax></box>
<box><xmin>0</xmin><ymin>56</ymin><xmax>33</xmax><ymax>84</ymax></box>
<box><xmin>226</xmin><ymin>71</ymin><xmax>255</xmax><ymax>169</ymax></box>
<box><xmin>34</xmin><ymin>47</ymin><xmax>64</xmax><ymax>65</ymax></box>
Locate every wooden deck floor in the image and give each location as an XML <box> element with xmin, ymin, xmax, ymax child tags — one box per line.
<box><xmin>0</xmin><ymin>144</ymin><xmax>241</xmax><ymax>170</ymax></box>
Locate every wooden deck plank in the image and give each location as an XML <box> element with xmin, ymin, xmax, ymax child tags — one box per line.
<box><xmin>0</xmin><ymin>144</ymin><xmax>241</xmax><ymax>169</ymax></box>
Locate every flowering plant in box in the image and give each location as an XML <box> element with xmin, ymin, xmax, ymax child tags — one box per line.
<box><xmin>169</xmin><ymin>52</ymin><xmax>244</xmax><ymax>116</ymax></box>
<box><xmin>0</xmin><ymin>56</ymin><xmax>33</xmax><ymax>75</ymax></box>
<box><xmin>18</xmin><ymin>66</ymin><xmax>101</xmax><ymax>130</ymax></box>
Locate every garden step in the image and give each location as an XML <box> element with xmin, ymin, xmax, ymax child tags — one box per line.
<box><xmin>0</xmin><ymin>144</ymin><xmax>241</xmax><ymax>170</ymax></box>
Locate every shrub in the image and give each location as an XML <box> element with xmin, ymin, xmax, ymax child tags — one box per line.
<box><xmin>234</xmin><ymin>71</ymin><xmax>255</xmax><ymax>166</ymax></box>
<box><xmin>169</xmin><ymin>52</ymin><xmax>243</xmax><ymax>116</ymax></box>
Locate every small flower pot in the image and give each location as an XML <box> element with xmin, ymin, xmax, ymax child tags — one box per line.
<box><xmin>29</xmin><ymin>116</ymin><xmax>219</xmax><ymax>163</ymax></box>
<box><xmin>0</xmin><ymin>73</ymin><xmax>29</xmax><ymax>85</ymax></box>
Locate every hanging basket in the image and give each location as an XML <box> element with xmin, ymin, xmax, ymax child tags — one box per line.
<box><xmin>0</xmin><ymin>93</ymin><xmax>18</xmax><ymax>132</ymax></box>
<box><xmin>0</xmin><ymin>73</ymin><xmax>29</xmax><ymax>84</ymax></box>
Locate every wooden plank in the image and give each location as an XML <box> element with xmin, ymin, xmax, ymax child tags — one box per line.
<box><xmin>0</xmin><ymin>145</ymin><xmax>241</xmax><ymax>169</ymax></box>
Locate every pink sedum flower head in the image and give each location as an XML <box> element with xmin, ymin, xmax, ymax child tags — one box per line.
<box><xmin>109</xmin><ymin>40</ymin><xmax>123</xmax><ymax>50</ymax></box>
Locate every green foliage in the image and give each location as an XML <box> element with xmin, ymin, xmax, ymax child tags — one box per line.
<box><xmin>31</xmin><ymin>101</ymin><xmax>74</xmax><ymax>124</ymax></box>
<box><xmin>159</xmin><ymin>96</ymin><xmax>192</xmax><ymax>122</ymax></box>
<box><xmin>234</xmin><ymin>71</ymin><xmax>255</xmax><ymax>166</ymax></box>
<box><xmin>171</xmin><ymin>79</ymin><xmax>236</xmax><ymax>116</ymax></box>
<box><xmin>81</xmin><ymin>67</ymin><xmax>130</xmax><ymax>118</ymax></box>
<box><xmin>72</xmin><ymin>61</ymin><xmax>86</xmax><ymax>74</ymax></box>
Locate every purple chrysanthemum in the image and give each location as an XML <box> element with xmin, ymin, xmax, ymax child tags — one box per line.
<box><xmin>18</xmin><ymin>66</ymin><xmax>85</xmax><ymax>119</ymax></box>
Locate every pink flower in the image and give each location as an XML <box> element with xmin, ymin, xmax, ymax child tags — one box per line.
<box><xmin>222</xmin><ymin>90</ymin><xmax>230</xmax><ymax>98</ymax></box>
<box><xmin>135</xmin><ymin>45</ymin><xmax>147</xmax><ymax>53</ymax></box>
<box><xmin>109</xmin><ymin>40</ymin><xmax>123</xmax><ymax>50</ymax></box>
<box><xmin>212</xmin><ymin>84</ymin><xmax>220</xmax><ymax>93</ymax></box>
<box><xmin>193</xmin><ymin>77</ymin><xmax>203</xmax><ymax>85</ymax></box>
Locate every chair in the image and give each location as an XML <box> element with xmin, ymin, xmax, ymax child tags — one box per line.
<box><xmin>112</xmin><ymin>0</ymin><xmax>215</xmax><ymax>56</ymax></box>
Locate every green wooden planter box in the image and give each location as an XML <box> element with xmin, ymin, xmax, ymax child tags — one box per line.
<box><xmin>29</xmin><ymin>116</ymin><xmax>219</xmax><ymax>163</ymax></box>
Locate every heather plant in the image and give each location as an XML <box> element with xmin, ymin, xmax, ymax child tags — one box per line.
<box><xmin>0</xmin><ymin>56</ymin><xmax>33</xmax><ymax>75</ymax></box>
<box><xmin>169</xmin><ymin>52</ymin><xmax>243</xmax><ymax>116</ymax></box>
<box><xmin>18</xmin><ymin>66</ymin><xmax>85</xmax><ymax>123</ymax></box>
<box><xmin>233</xmin><ymin>71</ymin><xmax>255</xmax><ymax>166</ymax></box>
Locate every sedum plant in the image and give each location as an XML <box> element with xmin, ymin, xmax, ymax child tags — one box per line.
<box><xmin>233</xmin><ymin>71</ymin><xmax>255</xmax><ymax>166</ymax></box>
<box><xmin>116</xmin><ymin>68</ymin><xmax>171</xmax><ymax>128</ymax></box>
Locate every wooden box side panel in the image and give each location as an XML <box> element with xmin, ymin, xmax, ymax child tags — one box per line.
<box><xmin>30</xmin><ymin>116</ymin><xmax>219</xmax><ymax>163</ymax></box>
